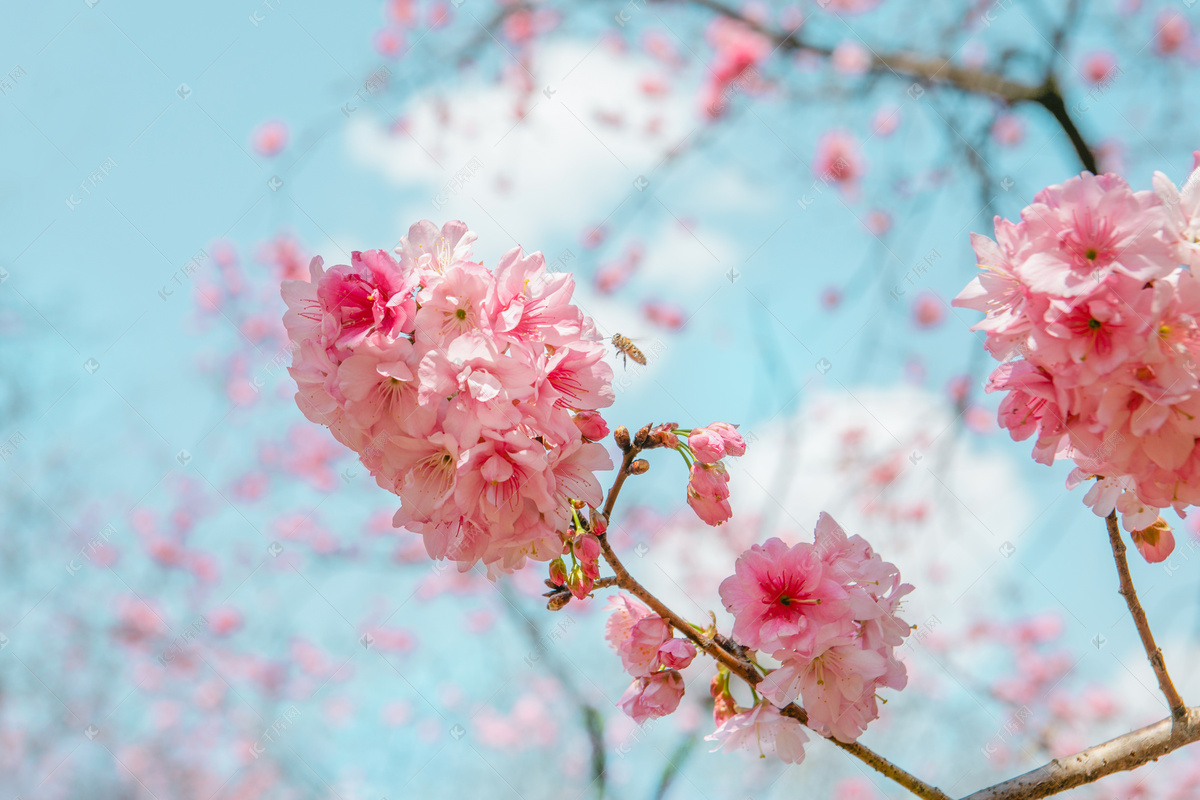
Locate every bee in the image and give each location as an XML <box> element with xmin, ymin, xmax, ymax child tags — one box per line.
<box><xmin>611</xmin><ymin>334</ymin><xmax>647</xmax><ymax>367</ymax></box>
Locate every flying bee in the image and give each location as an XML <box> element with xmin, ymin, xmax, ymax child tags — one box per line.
<box><xmin>611</xmin><ymin>334</ymin><xmax>647</xmax><ymax>368</ymax></box>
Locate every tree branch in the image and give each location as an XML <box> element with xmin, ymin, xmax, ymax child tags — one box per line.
<box><xmin>663</xmin><ymin>0</ymin><xmax>1098</xmax><ymax>173</ymax></box>
<box><xmin>961</xmin><ymin>708</ymin><xmax>1200</xmax><ymax>800</ymax></box>
<box><xmin>1105</xmin><ymin>511</ymin><xmax>1187</xmax><ymax>721</ymax></box>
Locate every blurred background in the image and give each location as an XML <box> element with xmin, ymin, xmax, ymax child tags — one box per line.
<box><xmin>3</xmin><ymin>0</ymin><xmax>1200</xmax><ymax>797</ymax></box>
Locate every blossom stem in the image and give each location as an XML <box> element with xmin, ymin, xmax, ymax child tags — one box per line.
<box><xmin>596</xmin><ymin>429</ymin><xmax>952</xmax><ymax>800</ymax></box>
<box><xmin>1104</xmin><ymin>511</ymin><xmax>1187</xmax><ymax>721</ymax></box>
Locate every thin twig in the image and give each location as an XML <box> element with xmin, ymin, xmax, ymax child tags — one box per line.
<box><xmin>1105</xmin><ymin>511</ymin><xmax>1187</xmax><ymax>721</ymax></box>
<box><xmin>662</xmin><ymin>0</ymin><xmax>1098</xmax><ymax>172</ymax></box>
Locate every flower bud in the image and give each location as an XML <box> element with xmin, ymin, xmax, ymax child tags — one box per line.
<box><xmin>708</xmin><ymin>422</ymin><xmax>746</xmax><ymax>457</ymax></box>
<box><xmin>710</xmin><ymin>675</ymin><xmax>739</xmax><ymax>727</ymax></box>
<box><xmin>567</xmin><ymin>566</ymin><xmax>594</xmax><ymax>600</ymax></box>
<box><xmin>590</xmin><ymin>512</ymin><xmax>608</xmax><ymax>536</ymax></box>
<box><xmin>634</xmin><ymin>424</ymin><xmax>652</xmax><ymax>447</ymax></box>
<box><xmin>648</xmin><ymin>423</ymin><xmax>679</xmax><ymax>448</ymax></box>
<box><xmin>630</xmin><ymin>459</ymin><xmax>650</xmax><ymax>475</ymax></box>
<box><xmin>687</xmin><ymin>461</ymin><xmax>733</xmax><ymax>526</ymax></box>
<box><xmin>1131</xmin><ymin>517</ymin><xmax>1176</xmax><ymax>563</ymax></box>
<box><xmin>548</xmin><ymin>557</ymin><xmax>568</xmax><ymax>586</ymax></box>
<box><xmin>688</xmin><ymin>427</ymin><xmax>726</xmax><ymax>463</ymax></box>
<box><xmin>614</xmin><ymin>425</ymin><xmax>631</xmax><ymax>451</ymax></box>
<box><xmin>573</xmin><ymin>411</ymin><xmax>610</xmax><ymax>441</ymax></box>
<box><xmin>657</xmin><ymin>638</ymin><xmax>697</xmax><ymax>670</ymax></box>
<box><xmin>574</xmin><ymin>533</ymin><xmax>601</xmax><ymax>563</ymax></box>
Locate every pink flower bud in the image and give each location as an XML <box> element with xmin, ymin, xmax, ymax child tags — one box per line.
<box><xmin>649</xmin><ymin>423</ymin><xmax>680</xmax><ymax>448</ymax></box>
<box><xmin>573</xmin><ymin>411</ymin><xmax>610</xmax><ymax>441</ymax></box>
<box><xmin>1131</xmin><ymin>518</ymin><xmax>1175</xmax><ymax>564</ymax></box>
<box><xmin>573</xmin><ymin>533</ymin><xmax>602</xmax><ymax>579</ymax></box>
<box><xmin>688</xmin><ymin>462</ymin><xmax>730</xmax><ymax>499</ymax></box>
<box><xmin>590</xmin><ymin>512</ymin><xmax>608</xmax><ymax>536</ymax></box>
<box><xmin>708</xmin><ymin>422</ymin><xmax>746</xmax><ymax>457</ymax></box>
<box><xmin>548</xmin><ymin>557</ymin><xmax>567</xmax><ymax>585</ymax></box>
<box><xmin>567</xmin><ymin>566</ymin><xmax>594</xmax><ymax>599</ymax></box>
<box><xmin>656</xmin><ymin>638</ymin><xmax>696</xmax><ymax>670</ymax></box>
<box><xmin>713</xmin><ymin>690</ymin><xmax>739</xmax><ymax>728</ymax></box>
<box><xmin>575</xmin><ymin>533</ymin><xmax>601</xmax><ymax>563</ymax></box>
<box><xmin>687</xmin><ymin>490</ymin><xmax>732</xmax><ymax>526</ymax></box>
<box><xmin>688</xmin><ymin>427</ymin><xmax>726</xmax><ymax>463</ymax></box>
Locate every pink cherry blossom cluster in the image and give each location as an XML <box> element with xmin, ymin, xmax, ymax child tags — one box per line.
<box><xmin>954</xmin><ymin>167</ymin><xmax>1200</xmax><ymax>546</ymax></box>
<box><xmin>720</xmin><ymin>513</ymin><xmax>912</xmax><ymax>744</ymax></box>
<box><xmin>282</xmin><ymin>220</ymin><xmax>615</xmax><ymax>575</ymax></box>
<box><xmin>605</xmin><ymin>595</ymin><xmax>697</xmax><ymax>723</ymax></box>
<box><xmin>604</xmin><ymin>513</ymin><xmax>911</xmax><ymax>762</ymax></box>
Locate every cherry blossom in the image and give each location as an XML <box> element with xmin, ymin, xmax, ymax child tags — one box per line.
<box><xmin>719</xmin><ymin>513</ymin><xmax>912</xmax><ymax>743</ymax></box>
<box><xmin>617</xmin><ymin>670</ymin><xmax>685</xmax><ymax>724</ymax></box>
<box><xmin>705</xmin><ymin>703</ymin><xmax>809</xmax><ymax>763</ymax></box>
<box><xmin>955</xmin><ymin>167</ymin><xmax>1200</xmax><ymax>552</ymax></box>
<box><xmin>282</xmin><ymin>220</ymin><xmax>614</xmax><ymax>574</ymax></box>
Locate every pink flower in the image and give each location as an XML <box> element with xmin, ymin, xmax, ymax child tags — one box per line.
<box><xmin>1152</xmin><ymin>166</ymin><xmax>1200</xmax><ymax>269</ymax></box>
<box><xmin>871</xmin><ymin>104</ymin><xmax>901</xmax><ymax>137</ymax></box>
<box><xmin>1015</xmin><ymin>173</ymin><xmax>1172</xmax><ymax>297</ymax></box>
<box><xmin>318</xmin><ymin>250</ymin><xmax>418</xmax><ymax>356</ymax></box>
<box><xmin>1117</xmin><ymin>492</ymin><xmax>1160</xmax><ymax>533</ymax></box>
<box><xmin>705</xmin><ymin>703</ymin><xmax>808</xmax><ymax>764</ymax></box>
<box><xmin>991</xmin><ymin>113</ymin><xmax>1025</xmax><ymax>148</ymax></box>
<box><xmin>762</xmin><ymin>644</ymin><xmax>897</xmax><ymax>743</ymax></box>
<box><xmin>1133</xmin><ymin>519</ymin><xmax>1176</xmax><ymax>563</ymax></box>
<box><xmin>719</xmin><ymin>537</ymin><xmax>850</xmax><ymax>655</ymax></box>
<box><xmin>831</xmin><ymin>41</ymin><xmax>871</xmax><ymax>75</ymax></box>
<box><xmin>1156</xmin><ymin>11</ymin><xmax>1190</xmax><ymax>56</ymax></box>
<box><xmin>573</xmin><ymin>411</ymin><xmax>609</xmax><ymax>441</ymax></box>
<box><xmin>374</xmin><ymin>28</ymin><xmax>404</xmax><ymax>59</ymax></box>
<box><xmin>720</xmin><ymin>514</ymin><xmax>912</xmax><ymax>743</ymax></box>
<box><xmin>283</xmin><ymin>220</ymin><xmax>614</xmax><ymax>574</ymax></box>
<box><xmin>574</xmin><ymin>533</ymin><xmax>602</xmax><ymax>580</ymax></box>
<box><xmin>707</xmin><ymin>422</ymin><xmax>746</xmax><ymax>456</ymax></box>
<box><xmin>958</xmin><ymin>168</ymin><xmax>1200</xmax><ymax>532</ymax></box>
<box><xmin>700</xmin><ymin>18</ymin><xmax>771</xmax><ymax>118</ymax></box>
<box><xmin>1081</xmin><ymin>51</ymin><xmax>1117</xmax><ymax>84</ymax></box>
<box><xmin>912</xmin><ymin>293</ymin><xmax>945</xmax><ymax>329</ymax></box>
<box><xmin>688</xmin><ymin>428</ymin><xmax>726</xmax><ymax>463</ymax></box>
<box><xmin>643</xmin><ymin>299</ymin><xmax>687</xmax><ymax>331</ymax></box>
<box><xmin>618</xmin><ymin>670</ymin><xmax>685</xmax><ymax>724</ymax></box>
<box><xmin>1079</xmin><ymin>475</ymin><xmax>1132</xmax><ymax>517</ymax></box>
<box><xmin>606</xmin><ymin>594</ymin><xmax>672</xmax><ymax>677</ymax></box>
<box><xmin>657</xmin><ymin>638</ymin><xmax>697</xmax><ymax>669</ymax></box>
<box><xmin>687</xmin><ymin>462</ymin><xmax>733</xmax><ymax>526</ymax></box>
<box><xmin>814</xmin><ymin>130</ymin><xmax>865</xmax><ymax>187</ymax></box>
<box><xmin>605</xmin><ymin>594</ymin><xmax>675</xmax><ymax>674</ymax></box>
<box><xmin>395</xmin><ymin>219</ymin><xmax>477</xmax><ymax>280</ymax></box>
<box><xmin>251</xmin><ymin>119</ymin><xmax>289</xmax><ymax>157</ymax></box>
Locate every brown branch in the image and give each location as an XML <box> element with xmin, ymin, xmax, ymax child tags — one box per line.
<box><xmin>1105</xmin><ymin>511</ymin><xmax>1187</xmax><ymax>721</ymax></box>
<box><xmin>664</xmin><ymin>0</ymin><xmax>1098</xmax><ymax>173</ymax></box>
<box><xmin>596</xmin><ymin>431</ymin><xmax>952</xmax><ymax>800</ymax></box>
<box><xmin>961</xmin><ymin>708</ymin><xmax>1200</xmax><ymax>800</ymax></box>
